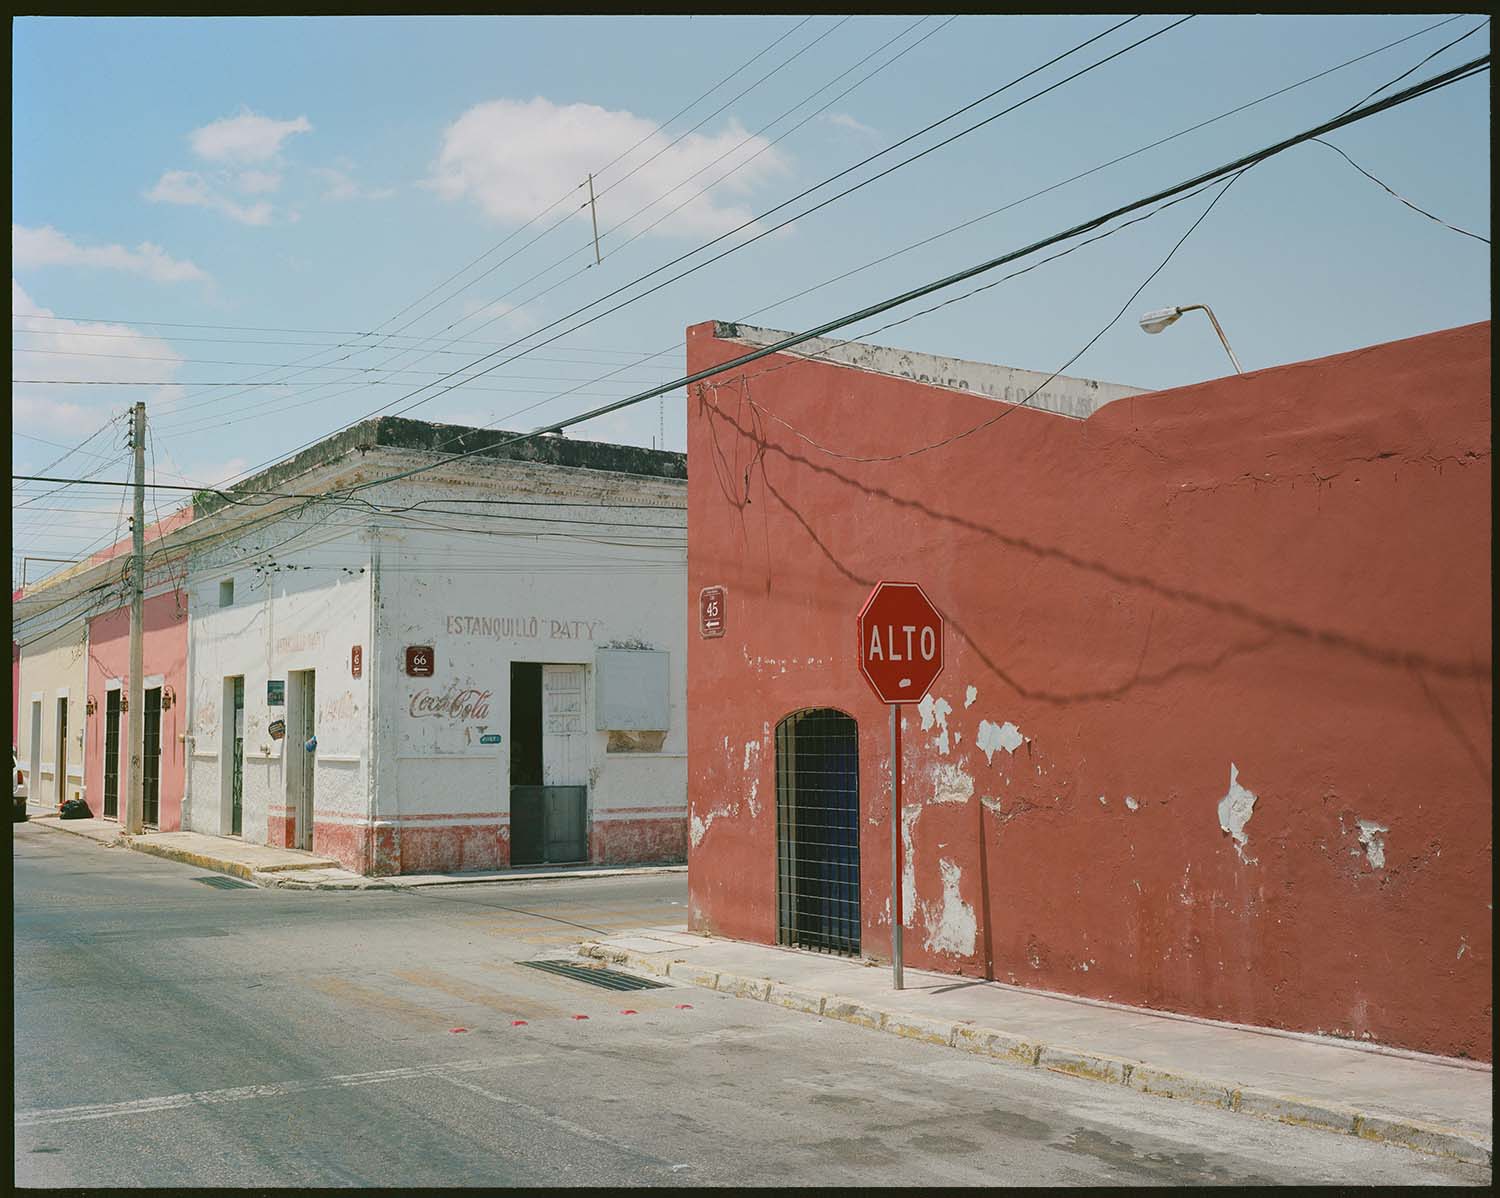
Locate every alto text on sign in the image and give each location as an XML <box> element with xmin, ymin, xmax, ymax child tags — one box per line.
<box><xmin>856</xmin><ymin>581</ymin><xmax>945</xmax><ymax>704</ymax></box>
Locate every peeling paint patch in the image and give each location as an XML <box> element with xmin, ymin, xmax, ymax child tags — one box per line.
<box><xmin>901</xmin><ymin>803</ymin><xmax>921</xmax><ymax>927</ymax></box>
<box><xmin>1097</xmin><ymin>795</ymin><xmax>1108</xmax><ymax>807</ymax></box>
<box><xmin>690</xmin><ymin>802</ymin><xmax>738</xmax><ymax>848</ymax></box>
<box><xmin>1356</xmin><ymin>820</ymin><xmax>1389</xmax><ymax>870</ymax></box>
<box><xmin>930</xmin><ymin>762</ymin><xmax>974</xmax><ymax>805</ymax></box>
<box><xmin>922</xmin><ymin>859</ymin><xmax>977</xmax><ymax>957</ymax></box>
<box><xmin>917</xmin><ymin>694</ymin><xmax>954</xmax><ymax>754</ymax></box>
<box><xmin>1124</xmin><ymin>796</ymin><xmax>1139</xmax><ymax>812</ymax></box>
<box><xmin>743</xmin><ymin>740</ymin><xmax>763</xmax><ymax>817</ymax></box>
<box><xmin>975</xmin><ymin>719</ymin><xmax>1024</xmax><ymax>764</ymax></box>
<box><xmin>1217</xmin><ymin>764</ymin><xmax>1257</xmax><ymax>864</ymax></box>
<box><xmin>964</xmin><ymin>685</ymin><xmax>977</xmax><ymax>709</ymax></box>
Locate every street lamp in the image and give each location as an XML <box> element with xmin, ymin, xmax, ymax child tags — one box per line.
<box><xmin>1138</xmin><ymin>303</ymin><xmax>1243</xmax><ymax>374</ymax></box>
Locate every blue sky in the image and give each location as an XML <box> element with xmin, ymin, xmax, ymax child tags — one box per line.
<box><xmin>11</xmin><ymin>14</ymin><xmax>1491</xmax><ymax>580</ymax></box>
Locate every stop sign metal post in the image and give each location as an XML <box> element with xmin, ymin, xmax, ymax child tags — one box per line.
<box><xmin>857</xmin><ymin>581</ymin><xmax>945</xmax><ymax>990</ymax></box>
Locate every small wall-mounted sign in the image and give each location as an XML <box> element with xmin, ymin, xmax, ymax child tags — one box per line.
<box><xmin>351</xmin><ymin>645</ymin><xmax>363</xmax><ymax>678</ymax></box>
<box><xmin>267</xmin><ymin>680</ymin><xmax>286</xmax><ymax>706</ymax></box>
<box><xmin>700</xmin><ymin>585</ymin><xmax>726</xmax><ymax>638</ymax></box>
<box><xmin>268</xmin><ymin>718</ymin><xmax>286</xmax><ymax>741</ymax></box>
<box><xmin>479</xmin><ymin>733</ymin><xmax>503</xmax><ymax>745</ymax></box>
<box><xmin>405</xmin><ymin>645</ymin><xmax>434</xmax><ymax>677</ymax></box>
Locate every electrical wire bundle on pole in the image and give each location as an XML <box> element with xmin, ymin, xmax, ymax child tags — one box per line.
<box><xmin>125</xmin><ymin>401</ymin><xmax>146</xmax><ymax>836</ymax></box>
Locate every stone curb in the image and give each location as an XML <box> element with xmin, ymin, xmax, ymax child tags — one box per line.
<box><xmin>125</xmin><ymin>839</ymin><xmax>260</xmax><ymax>881</ymax></box>
<box><xmin>576</xmin><ymin>942</ymin><xmax>1492</xmax><ymax>1168</ymax></box>
<box><xmin>256</xmin><ymin>864</ymin><xmax>689</xmax><ymax>891</ymax></box>
<box><xmin>25</xmin><ymin>817</ymin><xmax>126</xmax><ymax>846</ymax></box>
<box><xmin>30</xmin><ymin>821</ymin><xmax>685</xmax><ymax>891</ymax></box>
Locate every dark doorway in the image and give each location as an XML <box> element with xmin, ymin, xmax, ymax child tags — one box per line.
<box><xmin>143</xmin><ymin>687</ymin><xmax>162</xmax><ymax>828</ymax></box>
<box><xmin>104</xmin><ymin>689</ymin><xmax>121</xmax><ymax>819</ymax></box>
<box><xmin>289</xmin><ymin>670</ymin><xmax>316</xmax><ymax>851</ymax></box>
<box><xmin>509</xmin><ymin>662</ymin><xmax>586</xmax><ymax>866</ymax></box>
<box><xmin>230</xmin><ymin>676</ymin><xmax>244</xmax><ymax>836</ymax></box>
<box><xmin>56</xmin><ymin>697</ymin><xmax>69</xmax><ymax>807</ymax></box>
<box><xmin>776</xmin><ymin>708</ymin><xmax>861</xmax><ymax>956</ymax></box>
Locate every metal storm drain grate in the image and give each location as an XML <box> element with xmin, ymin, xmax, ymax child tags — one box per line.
<box><xmin>192</xmin><ymin>874</ymin><xmax>256</xmax><ymax>890</ymax></box>
<box><xmin>518</xmin><ymin>959</ymin><xmax>666</xmax><ymax>991</ymax></box>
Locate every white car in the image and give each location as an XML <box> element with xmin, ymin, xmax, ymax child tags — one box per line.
<box><xmin>13</xmin><ymin>747</ymin><xmax>27</xmax><ymax>822</ymax></box>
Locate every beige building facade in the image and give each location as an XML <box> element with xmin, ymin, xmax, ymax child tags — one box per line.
<box><xmin>17</xmin><ymin>616</ymin><xmax>89</xmax><ymax>810</ymax></box>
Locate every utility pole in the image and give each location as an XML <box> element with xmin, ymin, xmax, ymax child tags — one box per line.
<box><xmin>587</xmin><ymin>173</ymin><xmax>602</xmax><ymax>266</ymax></box>
<box><xmin>125</xmin><ymin>401</ymin><xmax>146</xmax><ymax>835</ymax></box>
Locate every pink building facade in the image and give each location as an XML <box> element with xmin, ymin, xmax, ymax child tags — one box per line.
<box><xmin>83</xmin><ymin>584</ymin><xmax>189</xmax><ymax>830</ymax></box>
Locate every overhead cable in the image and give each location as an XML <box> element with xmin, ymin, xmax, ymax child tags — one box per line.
<box><xmin>332</xmin><ymin>53</ymin><xmax>1488</xmax><ymax>495</ymax></box>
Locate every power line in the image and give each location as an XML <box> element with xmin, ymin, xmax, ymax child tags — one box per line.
<box><xmin>730</xmin><ymin>14</ymin><xmax>1479</xmax><ymax>328</ymax></box>
<box><xmin>19</xmin><ymin>44</ymin><xmax>1483</xmax><ymax>612</ymax></box>
<box><xmin>160</xmin><ymin>16</ymin><xmax>1163</xmax><ymax>464</ymax></box>
<box><xmin>231</xmin><ymin>14</ymin><xmax>1465</xmax><ymax>475</ymax></box>
<box><xmin>156</xmin><ymin>19</ymin><xmax>936</xmax><ymax>444</ymax></box>
<box><xmin>404</xmin><ymin>15</ymin><xmax>937</xmax><ymax>343</ymax></box>
<box><xmin>12</xmin><ymin>474</ymin><xmax>686</xmax><ymax>517</ymax></box>
<box><xmin>593</xmin><ymin>17</ymin><xmax>954</xmax><ymax>257</ymax></box>
<box><xmin>152</xmin><ymin>24</ymin><xmax>940</xmax><ymax>440</ymax></box>
<box><xmin>591</xmin><ymin>18</ymin><xmax>849</xmax><ymax>208</ymax></box>
<box><xmin>176</xmin><ymin>19</ymin><xmax>835</xmax><ymax>436</ymax></box>
<box><xmin>327</xmin><ymin>53</ymin><xmax>1487</xmax><ymax>497</ymax></box>
<box><xmin>1310</xmin><ymin>137</ymin><xmax>1489</xmax><ymax>243</ymax></box>
<box><xmin>729</xmin><ymin>173</ymin><xmax>1248</xmax><ymax>465</ymax></box>
<box><xmin>375</xmin><ymin>18</ymin><xmax>817</xmax><ymax>336</ymax></box>
<box><xmin>375</xmin><ymin>17</ymin><xmax>1187</xmax><ymax>429</ymax></box>
<box><xmin>1338</xmin><ymin>16</ymin><xmax>1488</xmax><ymax>116</ymax></box>
<box><xmin>8</xmin><ymin>327</ymin><xmax>680</xmax><ymax>362</ymax></box>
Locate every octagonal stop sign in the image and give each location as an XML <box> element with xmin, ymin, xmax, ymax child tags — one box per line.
<box><xmin>857</xmin><ymin>580</ymin><xmax>945</xmax><ymax>704</ymax></box>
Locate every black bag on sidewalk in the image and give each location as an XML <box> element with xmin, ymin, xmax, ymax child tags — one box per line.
<box><xmin>59</xmin><ymin>797</ymin><xmax>92</xmax><ymax>820</ymax></box>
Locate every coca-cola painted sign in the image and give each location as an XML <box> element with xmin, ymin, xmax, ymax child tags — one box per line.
<box><xmin>409</xmin><ymin>685</ymin><xmax>492</xmax><ymax>722</ymax></box>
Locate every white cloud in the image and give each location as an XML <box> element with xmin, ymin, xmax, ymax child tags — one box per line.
<box><xmin>313</xmin><ymin>165</ymin><xmax>395</xmax><ymax>202</ymax></box>
<box><xmin>429</xmin><ymin>97</ymin><xmax>788</xmax><ymax>239</ymax></box>
<box><xmin>141</xmin><ymin>108</ymin><xmax>309</xmax><ymax>226</ymax></box>
<box><xmin>823</xmin><ymin>112</ymin><xmax>877</xmax><ymax>138</ymax></box>
<box><xmin>189</xmin><ymin>108</ymin><xmax>312</xmax><ymax>164</ymax></box>
<box><xmin>12</xmin><ymin>224</ymin><xmax>209</xmax><ymax>283</ymax></box>
<box><xmin>146</xmin><ymin>170</ymin><xmax>274</xmax><ymax>226</ymax></box>
<box><xmin>11</xmin><ymin>279</ymin><xmax>185</xmax><ymax>440</ymax></box>
<box><xmin>236</xmin><ymin>169</ymin><xmax>283</xmax><ymax>195</ymax></box>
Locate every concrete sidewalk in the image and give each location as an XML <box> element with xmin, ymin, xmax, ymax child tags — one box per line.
<box><xmin>25</xmin><ymin>813</ymin><xmax>686</xmax><ymax>889</ymax></box>
<box><xmin>577</xmin><ymin>927</ymin><xmax>1492</xmax><ymax>1168</ymax></box>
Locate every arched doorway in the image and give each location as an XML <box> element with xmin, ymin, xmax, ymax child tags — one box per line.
<box><xmin>776</xmin><ymin>708</ymin><xmax>860</xmax><ymax>955</ymax></box>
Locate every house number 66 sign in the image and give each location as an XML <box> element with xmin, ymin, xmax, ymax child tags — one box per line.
<box><xmin>405</xmin><ymin>645</ymin><xmax>434</xmax><ymax>677</ymax></box>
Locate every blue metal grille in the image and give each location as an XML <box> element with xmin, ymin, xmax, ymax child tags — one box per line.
<box><xmin>776</xmin><ymin>708</ymin><xmax>860</xmax><ymax>956</ymax></box>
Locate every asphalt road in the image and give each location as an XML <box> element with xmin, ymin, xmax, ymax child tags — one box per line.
<box><xmin>12</xmin><ymin>823</ymin><xmax>1488</xmax><ymax>1188</ymax></box>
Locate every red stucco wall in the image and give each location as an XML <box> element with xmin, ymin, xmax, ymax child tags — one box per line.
<box><xmin>84</xmin><ymin>589</ymin><xmax>189</xmax><ymax>830</ymax></box>
<box><xmin>685</xmin><ymin>320</ymin><xmax>1491</xmax><ymax>1061</ymax></box>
